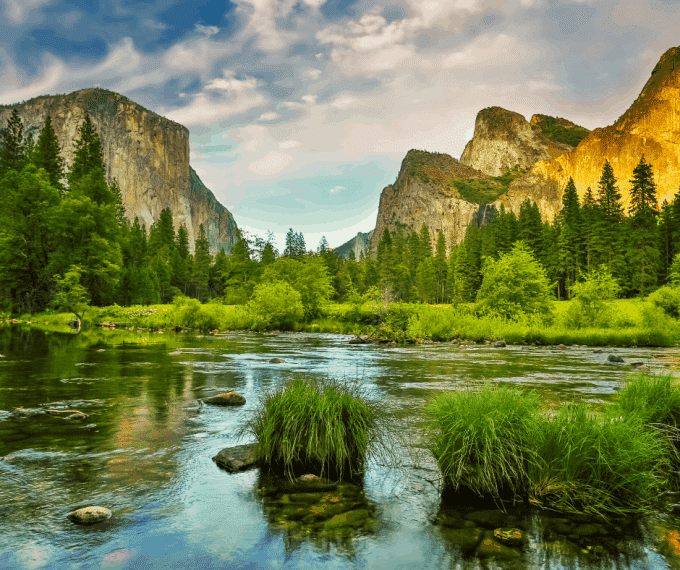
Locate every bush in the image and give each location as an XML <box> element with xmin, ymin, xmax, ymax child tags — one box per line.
<box><xmin>615</xmin><ymin>371</ymin><xmax>680</xmax><ymax>427</ymax></box>
<box><xmin>648</xmin><ymin>285</ymin><xmax>680</xmax><ymax>319</ymax></box>
<box><xmin>238</xmin><ymin>376</ymin><xmax>392</xmax><ymax>479</ymax></box>
<box><xmin>568</xmin><ymin>266</ymin><xmax>620</xmax><ymax>327</ymax></box>
<box><xmin>527</xmin><ymin>404</ymin><xmax>667</xmax><ymax>515</ymax></box>
<box><xmin>247</xmin><ymin>281</ymin><xmax>303</xmax><ymax>330</ymax></box>
<box><xmin>475</xmin><ymin>243</ymin><xmax>553</xmax><ymax>322</ymax></box>
<box><xmin>426</xmin><ymin>383</ymin><xmax>541</xmax><ymax>500</ymax></box>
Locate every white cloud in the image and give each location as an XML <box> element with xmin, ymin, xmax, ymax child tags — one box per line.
<box><xmin>329</xmin><ymin>94</ymin><xmax>358</xmax><ymax>109</ymax></box>
<box><xmin>303</xmin><ymin>68</ymin><xmax>323</xmax><ymax>80</ymax></box>
<box><xmin>248</xmin><ymin>150</ymin><xmax>293</xmax><ymax>176</ymax></box>
<box><xmin>2</xmin><ymin>0</ymin><xmax>52</xmax><ymax>24</ymax></box>
<box><xmin>143</xmin><ymin>19</ymin><xmax>167</xmax><ymax>30</ymax></box>
<box><xmin>279</xmin><ymin>140</ymin><xmax>301</xmax><ymax>149</ymax></box>
<box><xmin>329</xmin><ymin>185</ymin><xmax>345</xmax><ymax>194</ymax></box>
<box><xmin>301</xmin><ymin>94</ymin><xmax>317</xmax><ymax>104</ymax></box>
<box><xmin>206</xmin><ymin>70</ymin><xmax>258</xmax><ymax>92</ymax></box>
<box><xmin>233</xmin><ymin>0</ymin><xmax>300</xmax><ymax>52</ymax></box>
<box><xmin>282</xmin><ymin>101</ymin><xmax>304</xmax><ymax>109</ymax></box>
<box><xmin>195</xmin><ymin>24</ymin><xmax>220</xmax><ymax>36</ymax></box>
<box><xmin>259</xmin><ymin>111</ymin><xmax>281</xmax><ymax>121</ymax></box>
<box><xmin>440</xmin><ymin>33</ymin><xmax>533</xmax><ymax>69</ymax></box>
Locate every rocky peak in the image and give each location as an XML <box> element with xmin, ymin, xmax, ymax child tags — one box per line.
<box><xmin>0</xmin><ymin>88</ymin><xmax>238</xmax><ymax>254</ymax></box>
<box><xmin>460</xmin><ymin>106</ymin><xmax>574</xmax><ymax>177</ymax></box>
<box><xmin>497</xmin><ymin>45</ymin><xmax>680</xmax><ymax>219</ymax></box>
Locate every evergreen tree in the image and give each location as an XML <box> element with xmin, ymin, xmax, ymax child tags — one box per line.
<box><xmin>31</xmin><ymin>115</ymin><xmax>64</xmax><ymax>193</ymax></box>
<box><xmin>557</xmin><ymin>177</ymin><xmax>582</xmax><ymax>297</ymax></box>
<box><xmin>593</xmin><ymin>159</ymin><xmax>625</xmax><ymax>280</ymax></box>
<box><xmin>176</xmin><ymin>224</ymin><xmax>190</xmax><ymax>259</ymax></box>
<box><xmin>408</xmin><ymin>230</ymin><xmax>421</xmax><ymax>276</ymax></box>
<box><xmin>454</xmin><ymin>224</ymin><xmax>482</xmax><ymax>302</ymax></box>
<box><xmin>67</xmin><ymin>114</ymin><xmax>104</xmax><ymax>188</ymax></box>
<box><xmin>294</xmin><ymin>231</ymin><xmax>306</xmax><ymax>257</ymax></box>
<box><xmin>627</xmin><ymin>155</ymin><xmax>659</xmax><ymax>295</ymax></box>
<box><xmin>317</xmin><ymin>236</ymin><xmax>329</xmax><ymax>254</ymax></box>
<box><xmin>658</xmin><ymin>200</ymin><xmax>674</xmax><ymax>284</ymax></box>
<box><xmin>434</xmin><ymin>231</ymin><xmax>448</xmax><ymax>302</ymax></box>
<box><xmin>419</xmin><ymin>224</ymin><xmax>433</xmax><ymax>259</ymax></box>
<box><xmin>517</xmin><ymin>199</ymin><xmax>543</xmax><ymax>256</ymax></box>
<box><xmin>192</xmin><ymin>224</ymin><xmax>212</xmax><ymax>302</ymax></box>
<box><xmin>0</xmin><ymin>108</ymin><xmax>26</xmax><ymax>178</ymax></box>
<box><xmin>580</xmin><ymin>186</ymin><xmax>598</xmax><ymax>272</ymax></box>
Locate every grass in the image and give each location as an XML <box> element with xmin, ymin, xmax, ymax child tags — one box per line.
<box><xmin>426</xmin><ymin>383</ymin><xmax>540</xmax><ymax>501</ymax></box>
<box><xmin>426</xmin><ymin>375</ymin><xmax>677</xmax><ymax>515</ymax></box>
<box><xmin>238</xmin><ymin>376</ymin><xmax>395</xmax><ymax>480</ymax></box>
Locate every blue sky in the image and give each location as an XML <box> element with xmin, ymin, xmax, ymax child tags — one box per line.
<box><xmin>1</xmin><ymin>0</ymin><xmax>679</xmax><ymax>250</ymax></box>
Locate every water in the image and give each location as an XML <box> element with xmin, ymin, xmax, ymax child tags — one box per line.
<box><xmin>1</xmin><ymin>326</ymin><xmax>680</xmax><ymax>570</ymax></box>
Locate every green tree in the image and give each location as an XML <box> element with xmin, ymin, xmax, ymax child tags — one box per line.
<box><xmin>569</xmin><ymin>266</ymin><xmax>620</xmax><ymax>327</ymax></box>
<box><xmin>475</xmin><ymin>242</ymin><xmax>553</xmax><ymax>322</ymax></box>
<box><xmin>434</xmin><ymin>231</ymin><xmax>448</xmax><ymax>302</ymax></box>
<box><xmin>31</xmin><ymin>115</ymin><xmax>65</xmax><ymax>193</ymax></box>
<box><xmin>593</xmin><ymin>160</ymin><xmax>625</xmax><ymax>280</ymax></box>
<box><xmin>557</xmin><ymin>177</ymin><xmax>582</xmax><ymax>297</ymax></box>
<box><xmin>628</xmin><ymin>155</ymin><xmax>659</xmax><ymax>295</ymax></box>
<box><xmin>0</xmin><ymin>166</ymin><xmax>60</xmax><ymax>312</ymax></box>
<box><xmin>248</xmin><ymin>281</ymin><xmax>303</xmax><ymax>330</ymax></box>
<box><xmin>53</xmin><ymin>265</ymin><xmax>89</xmax><ymax>328</ymax></box>
<box><xmin>416</xmin><ymin>257</ymin><xmax>438</xmax><ymax>303</ymax></box>
<box><xmin>0</xmin><ymin>108</ymin><xmax>26</xmax><ymax>178</ymax></box>
<box><xmin>580</xmin><ymin>186</ymin><xmax>598</xmax><ymax>272</ymax></box>
<box><xmin>67</xmin><ymin>114</ymin><xmax>104</xmax><ymax>188</ymax></box>
<box><xmin>192</xmin><ymin>224</ymin><xmax>212</xmax><ymax>302</ymax></box>
<box><xmin>517</xmin><ymin>199</ymin><xmax>542</xmax><ymax>256</ymax></box>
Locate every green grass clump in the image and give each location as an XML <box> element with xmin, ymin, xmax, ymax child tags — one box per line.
<box><xmin>615</xmin><ymin>372</ymin><xmax>680</xmax><ymax>427</ymax></box>
<box><xmin>527</xmin><ymin>404</ymin><xmax>667</xmax><ymax>516</ymax></box>
<box><xmin>426</xmin><ymin>383</ymin><xmax>541</xmax><ymax>500</ymax></box>
<box><xmin>239</xmin><ymin>377</ymin><xmax>392</xmax><ymax>480</ymax></box>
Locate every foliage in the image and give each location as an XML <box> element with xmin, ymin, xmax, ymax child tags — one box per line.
<box><xmin>248</xmin><ymin>281</ymin><xmax>303</xmax><ymax>330</ymax></box>
<box><xmin>475</xmin><ymin>242</ymin><xmax>553</xmax><ymax>322</ymax></box>
<box><xmin>52</xmin><ymin>265</ymin><xmax>89</xmax><ymax>322</ymax></box>
<box><xmin>563</xmin><ymin>266</ymin><xmax>620</xmax><ymax>328</ymax></box>
<box><xmin>238</xmin><ymin>376</ymin><xmax>392</xmax><ymax>479</ymax></box>
<box><xmin>648</xmin><ymin>285</ymin><xmax>680</xmax><ymax>319</ymax></box>
<box><xmin>615</xmin><ymin>371</ymin><xmax>680</xmax><ymax>428</ymax></box>
<box><xmin>426</xmin><ymin>383</ymin><xmax>541</xmax><ymax>500</ymax></box>
<box><xmin>540</xmin><ymin>123</ymin><xmax>590</xmax><ymax>147</ymax></box>
<box><xmin>448</xmin><ymin>168</ymin><xmax>524</xmax><ymax>204</ymax></box>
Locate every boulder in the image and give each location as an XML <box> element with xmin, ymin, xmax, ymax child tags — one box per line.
<box><xmin>203</xmin><ymin>392</ymin><xmax>246</xmax><ymax>406</ymax></box>
<box><xmin>212</xmin><ymin>443</ymin><xmax>259</xmax><ymax>473</ymax></box>
<box><xmin>492</xmin><ymin>340</ymin><xmax>506</xmax><ymax>348</ymax></box>
<box><xmin>607</xmin><ymin>354</ymin><xmax>624</xmax><ymax>363</ymax></box>
<box><xmin>67</xmin><ymin>506</ymin><xmax>112</xmax><ymax>525</ymax></box>
<box><xmin>476</xmin><ymin>537</ymin><xmax>521</xmax><ymax>560</ymax></box>
<box><xmin>440</xmin><ymin>527</ymin><xmax>484</xmax><ymax>555</ymax></box>
<box><xmin>493</xmin><ymin>527</ymin><xmax>528</xmax><ymax>548</ymax></box>
<box><xmin>269</xmin><ymin>358</ymin><xmax>285</xmax><ymax>363</ymax></box>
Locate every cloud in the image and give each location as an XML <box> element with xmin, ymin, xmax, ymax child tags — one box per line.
<box><xmin>195</xmin><ymin>24</ymin><xmax>220</xmax><ymax>36</ymax></box>
<box><xmin>301</xmin><ymin>94</ymin><xmax>317</xmax><ymax>104</ymax></box>
<box><xmin>248</xmin><ymin>150</ymin><xmax>293</xmax><ymax>175</ymax></box>
<box><xmin>329</xmin><ymin>185</ymin><xmax>345</xmax><ymax>194</ymax></box>
<box><xmin>329</xmin><ymin>94</ymin><xmax>358</xmax><ymax>109</ymax></box>
<box><xmin>279</xmin><ymin>140</ymin><xmax>301</xmax><ymax>148</ymax></box>
<box><xmin>2</xmin><ymin>0</ymin><xmax>52</xmax><ymax>24</ymax></box>
<box><xmin>303</xmin><ymin>68</ymin><xmax>323</xmax><ymax>80</ymax></box>
<box><xmin>258</xmin><ymin>111</ymin><xmax>281</xmax><ymax>121</ymax></box>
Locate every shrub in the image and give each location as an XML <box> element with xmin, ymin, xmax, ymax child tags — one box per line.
<box><xmin>247</xmin><ymin>281</ymin><xmax>303</xmax><ymax>330</ymax></box>
<box><xmin>569</xmin><ymin>266</ymin><xmax>620</xmax><ymax>327</ymax></box>
<box><xmin>475</xmin><ymin>243</ymin><xmax>553</xmax><ymax>322</ymax></box>
<box><xmin>615</xmin><ymin>371</ymin><xmax>680</xmax><ymax>427</ymax></box>
<box><xmin>648</xmin><ymin>285</ymin><xmax>680</xmax><ymax>319</ymax></box>
<box><xmin>425</xmin><ymin>383</ymin><xmax>541</xmax><ymax>500</ymax></box>
<box><xmin>238</xmin><ymin>377</ymin><xmax>392</xmax><ymax>479</ymax></box>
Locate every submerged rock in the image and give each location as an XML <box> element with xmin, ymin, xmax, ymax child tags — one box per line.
<box><xmin>607</xmin><ymin>354</ymin><xmax>624</xmax><ymax>363</ymax></box>
<box><xmin>269</xmin><ymin>358</ymin><xmax>285</xmax><ymax>363</ymax></box>
<box><xmin>440</xmin><ymin>527</ymin><xmax>485</xmax><ymax>555</ymax></box>
<box><xmin>493</xmin><ymin>527</ymin><xmax>527</xmax><ymax>547</ymax></box>
<box><xmin>466</xmin><ymin>510</ymin><xmax>509</xmax><ymax>529</ymax></box>
<box><xmin>492</xmin><ymin>340</ymin><xmax>506</xmax><ymax>348</ymax></box>
<box><xmin>476</xmin><ymin>536</ymin><xmax>521</xmax><ymax>560</ymax></box>
<box><xmin>212</xmin><ymin>443</ymin><xmax>259</xmax><ymax>473</ymax></box>
<box><xmin>67</xmin><ymin>506</ymin><xmax>112</xmax><ymax>525</ymax></box>
<box><xmin>203</xmin><ymin>392</ymin><xmax>246</xmax><ymax>406</ymax></box>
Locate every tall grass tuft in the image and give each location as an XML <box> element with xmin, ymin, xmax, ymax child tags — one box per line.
<box><xmin>425</xmin><ymin>383</ymin><xmax>540</xmax><ymax>501</ymax></box>
<box><xmin>615</xmin><ymin>371</ymin><xmax>680</xmax><ymax>427</ymax></box>
<box><xmin>238</xmin><ymin>376</ymin><xmax>393</xmax><ymax>480</ymax></box>
<box><xmin>526</xmin><ymin>404</ymin><xmax>667</xmax><ymax>516</ymax></box>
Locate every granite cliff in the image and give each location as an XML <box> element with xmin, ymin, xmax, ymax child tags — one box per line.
<box><xmin>497</xmin><ymin>46</ymin><xmax>680</xmax><ymax>219</ymax></box>
<box><xmin>459</xmin><ymin>106</ymin><xmax>579</xmax><ymax>177</ymax></box>
<box><xmin>335</xmin><ymin>230</ymin><xmax>374</xmax><ymax>259</ymax></box>
<box><xmin>0</xmin><ymin>88</ymin><xmax>238</xmax><ymax>254</ymax></box>
<box><xmin>369</xmin><ymin>150</ymin><xmax>497</xmax><ymax>255</ymax></box>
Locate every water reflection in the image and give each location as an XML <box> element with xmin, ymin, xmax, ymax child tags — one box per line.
<box><xmin>0</xmin><ymin>326</ymin><xmax>678</xmax><ymax>569</ymax></box>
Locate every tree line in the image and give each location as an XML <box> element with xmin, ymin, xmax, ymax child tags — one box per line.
<box><xmin>1</xmin><ymin>108</ymin><xmax>677</xmax><ymax>316</ymax></box>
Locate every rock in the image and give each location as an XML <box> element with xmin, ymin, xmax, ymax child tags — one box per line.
<box><xmin>46</xmin><ymin>409</ymin><xmax>89</xmax><ymax>420</ymax></box>
<box><xmin>67</xmin><ymin>506</ymin><xmax>112</xmax><ymax>525</ymax></box>
<box><xmin>440</xmin><ymin>526</ymin><xmax>484</xmax><ymax>555</ymax></box>
<box><xmin>593</xmin><ymin>349</ymin><xmax>603</xmax><ymax>353</ymax></box>
<box><xmin>607</xmin><ymin>354</ymin><xmax>624</xmax><ymax>363</ymax></box>
<box><xmin>557</xmin><ymin>344</ymin><xmax>567</xmax><ymax>349</ymax></box>
<box><xmin>269</xmin><ymin>358</ymin><xmax>285</xmax><ymax>363</ymax></box>
<box><xmin>212</xmin><ymin>443</ymin><xmax>259</xmax><ymax>473</ymax></box>
<box><xmin>573</xmin><ymin>523</ymin><xmax>600</xmax><ymax>537</ymax></box>
<box><xmin>492</xmin><ymin>340</ymin><xmax>506</xmax><ymax>348</ymax></box>
<box><xmin>323</xmin><ymin>508</ymin><xmax>370</xmax><ymax>531</ymax></box>
<box><xmin>293</xmin><ymin>474</ymin><xmax>338</xmax><ymax>491</ymax></box>
<box><xmin>493</xmin><ymin>527</ymin><xmax>528</xmax><ymax>548</ymax></box>
<box><xmin>476</xmin><ymin>537</ymin><xmax>521</xmax><ymax>560</ymax></box>
<box><xmin>630</xmin><ymin>361</ymin><xmax>646</xmax><ymax>367</ymax></box>
<box><xmin>1</xmin><ymin>89</ymin><xmax>240</xmax><ymax>254</ymax></box>
<box><xmin>203</xmin><ymin>392</ymin><xmax>246</xmax><ymax>406</ymax></box>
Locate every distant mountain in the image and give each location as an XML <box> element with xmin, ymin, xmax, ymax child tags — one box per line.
<box><xmin>335</xmin><ymin>230</ymin><xmax>374</xmax><ymax>259</ymax></box>
<box><xmin>0</xmin><ymin>88</ymin><xmax>239</xmax><ymax>254</ymax></box>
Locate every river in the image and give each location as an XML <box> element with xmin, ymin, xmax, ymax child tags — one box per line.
<box><xmin>1</xmin><ymin>326</ymin><xmax>679</xmax><ymax>569</ymax></box>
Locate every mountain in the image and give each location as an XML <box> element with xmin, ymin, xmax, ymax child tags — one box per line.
<box><xmin>0</xmin><ymin>88</ymin><xmax>239</xmax><ymax>254</ymax></box>
<box><xmin>459</xmin><ymin>106</ymin><xmax>578</xmax><ymax>176</ymax></box>
<box><xmin>334</xmin><ymin>230</ymin><xmax>374</xmax><ymax>259</ymax></box>
<box><xmin>498</xmin><ymin>46</ymin><xmax>680</xmax><ymax>219</ymax></box>
<box><xmin>368</xmin><ymin>150</ymin><xmax>498</xmax><ymax>255</ymax></box>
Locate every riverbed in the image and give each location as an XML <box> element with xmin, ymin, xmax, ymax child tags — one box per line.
<box><xmin>1</xmin><ymin>326</ymin><xmax>679</xmax><ymax>569</ymax></box>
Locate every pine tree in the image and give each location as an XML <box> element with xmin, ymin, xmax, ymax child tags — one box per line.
<box><xmin>628</xmin><ymin>155</ymin><xmax>659</xmax><ymax>295</ymax></box>
<box><xmin>557</xmin><ymin>177</ymin><xmax>582</xmax><ymax>297</ymax></box>
<box><xmin>593</xmin><ymin>159</ymin><xmax>625</xmax><ymax>279</ymax></box>
<box><xmin>0</xmin><ymin>108</ymin><xmax>26</xmax><ymax>177</ymax></box>
<box><xmin>193</xmin><ymin>224</ymin><xmax>212</xmax><ymax>302</ymax></box>
<box><xmin>419</xmin><ymin>224</ymin><xmax>432</xmax><ymax>259</ymax></box>
<box><xmin>434</xmin><ymin>231</ymin><xmax>448</xmax><ymax>302</ymax></box>
<box><xmin>67</xmin><ymin>114</ymin><xmax>105</xmax><ymax>188</ymax></box>
<box><xmin>658</xmin><ymin>200</ymin><xmax>674</xmax><ymax>284</ymax></box>
<box><xmin>580</xmin><ymin>186</ymin><xmax>597</xmax><ymax>272</ymax></box>
<box><xmin>517</xmin><ymin>199</ymin><xmax>542</xmax><ymax>256</ymax></box>
<box><xmin>31</xmin><ymin>115</ymin><xmax>65</xmax><ymax>192</ymax></box>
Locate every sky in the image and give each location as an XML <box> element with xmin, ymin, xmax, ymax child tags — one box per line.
<box><xmin>1</xmin><ymin>0</ymin><xmax>679</xmax><ymax>251</ymax></box>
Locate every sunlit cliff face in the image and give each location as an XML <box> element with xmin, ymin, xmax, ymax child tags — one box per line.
<box><xmin>498</xmin><ymin>46</ymin><xmax>680</xmax><ymax>221</ymax></box>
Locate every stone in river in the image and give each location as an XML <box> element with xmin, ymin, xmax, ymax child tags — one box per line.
<box><xmin>212</xmin><ymin>443</ymin><xmax>259</xmax><ymax>473</ymax></box>
<box><xmin>607</xmin><ymin>354</ymin><xmax>624</xmax><ymax>363</ymax></box>
<box><xmin>493</xmin><ymin>527</ymin><xmax>528</xmax><ymax>547</ymax></box>
<box><xmin>203</xmin><ymin>392</ymin><xmax>246</xmax><ymax>406</ymax></box>
<box><xmin>68</xmin><ymin>506</ymin><xmax>112</xmax><ymax>525</ymax></box>
<box><xmin>492</xmin><ymin>340</ymin><xmax>506</xmax><ymax>348</ymax></box>
<box><xmin>476</xmin><ymin>537</ymin><xmax>521</xmax><ymax>560</ymax></box>
<box><xmin>270</xmin><ymin>357</ymin><xmax>285</xmax><ymax>363</ymax></box>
